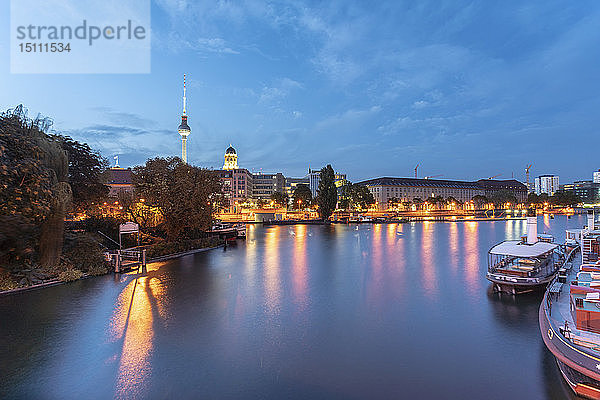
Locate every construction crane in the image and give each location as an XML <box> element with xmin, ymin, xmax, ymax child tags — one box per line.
<box><xmin>488</xmin><ymin>173</ymin><xmax>501</xmax><ymax>180</ymax></box>
<box><xmin>414</xmin><ymin>163</ymin><xmax>420</xmax><ymax>178</ymax></box>
<box><xmin>525</xmin><ymin>164</ymin><xmax>532</xmax><ymax>190</ymax></box>
<box><xmin>424</xmin><ymin>174</ymin><xmax>443</xmax><ymax>179</ymax></box>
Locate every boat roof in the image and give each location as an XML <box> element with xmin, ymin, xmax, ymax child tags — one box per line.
<box><xmin>489</xmin><ymin>240</ymin><xmax>558</xmax><ymax>257</ymax></box>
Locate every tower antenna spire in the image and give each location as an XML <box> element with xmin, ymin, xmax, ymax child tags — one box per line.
<box><xmin>178</xmin><ymin>73</ymin><xmax>191</xmax><ymax>163</ymax></box>
<box><xmin>183</xmin><ymin>74</ymin><xmax>187</xmax><ymax>116</ymax></box>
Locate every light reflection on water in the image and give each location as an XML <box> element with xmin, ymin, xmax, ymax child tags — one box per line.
<box><xmin>421</xmin><ymin>221</ymin><xmax>437</xmax><ymax>299</ymax></box>
<box><xmin>0</xmin><ymin>215</ymin><xmax>587</xmax><ymax>400</ymax></box>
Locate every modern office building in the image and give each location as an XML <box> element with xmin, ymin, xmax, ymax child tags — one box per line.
<box><xmin>308</xmin><ymin>169</ymin><xmax>321</xmax><ymax>198</ymax></box>
<box><xmin>593</xmin><ymin>169</ymin><xmax>600</xmax><ymax>184</ymax></box>
<box><xmin>285</xmin><ymin>176</ymin><xmax>310</xmax><ymax>197</ymax></box>
<box><xmin>357</xmin><ymin>177</ymin><xmax>527</xmax><ymax>210</ymax></box>
<box><xmin>253</xmin><ymin>172</ymin><xmax>285</xmax><ymax>199</ymax></box>
<box><xmin>308</xmin><ymin>168</ymin><xmax>347</xmax><ymax>198</ymax></box>
<box><xmin>561</xmin><ymin>181</ymin><xmax>600</xmax><ymax>204</ymax></box>
<box><xmin>534</xmin><ymin>175</ymin><xmax>560</xmax><ymax>196</ymax></box>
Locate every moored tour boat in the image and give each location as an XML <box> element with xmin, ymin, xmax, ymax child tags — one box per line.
<box><xmin>486</xmin><ymin>210</ymin><xmax>568</xmax><ymax>294</ymax></box>
<box><xmin>540</xmin><ymin>210</ymin><xmax>600</xmax><ymax>399</ymax></box>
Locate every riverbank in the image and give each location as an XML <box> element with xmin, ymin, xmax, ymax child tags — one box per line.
<box><xmin>0</xmin><ymin>242</ymin><xmax>226</xmax><ymax>297</ymax></box>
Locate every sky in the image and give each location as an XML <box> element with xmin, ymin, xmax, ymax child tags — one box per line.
<box><xmin>1</xmin><ymin>1</ymin><xmax>600</xmax><ymax>183</ymax></box>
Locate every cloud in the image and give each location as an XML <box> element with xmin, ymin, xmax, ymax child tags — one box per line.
<box><xmin>258</xmin><ymin>77</ymin><xmax>303</xmax><ymax>104</ymax></box>
<box><xmin>195</xmin><ymin>38</ymin><xmax>240</xmax><ymax>54</ymax></box>
<box><xmin>315</xmin><ymin>105</ymin><xmax>382</xmax><ymax>132</ymax></box>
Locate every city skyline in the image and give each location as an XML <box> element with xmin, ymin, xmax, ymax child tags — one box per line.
<box><xmin>2</xmin><ymin>1</ymin><xmax>600</xmax><ymax>182</ymax></box>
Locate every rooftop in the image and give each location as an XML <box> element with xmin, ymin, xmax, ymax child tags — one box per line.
<box><xmin>356</xmin><ymin>177</ymin><xmax>526</xmax><ymax>191</ymax></box>
<box><xmin>489</xmin><ymin>240</ymin><xmax>558</xmax><ymax>257</ymax></box>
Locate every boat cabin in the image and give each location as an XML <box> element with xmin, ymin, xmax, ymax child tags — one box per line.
<box><xmin>488</xmin><ymin>241</ymin><xmax>562</xmax><ymax>279</ymax></box>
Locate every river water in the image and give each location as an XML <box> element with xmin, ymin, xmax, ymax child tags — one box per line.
<box><xmin>0</xmin><ymin>215</ymin><xmax>588</xmax><ymax>399</ymax></box>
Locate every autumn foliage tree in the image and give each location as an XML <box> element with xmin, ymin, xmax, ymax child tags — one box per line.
<box><xmin>0</xmin><ymin>105</ymin><xmax>72</xmax><ymax>269</ymax></box>
<box><xmin>133</xmin><ymin>157</ymin><xmax>221</xmax><ymax>241</ymax></box>
<box><xmin>51</xmin><ymin>134</ymin><xmax>109</xmax><ymax>212</ymax></box>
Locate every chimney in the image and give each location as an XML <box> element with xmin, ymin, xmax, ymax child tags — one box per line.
<box><xmin>527</xmin><ymin>208</ymin><xmax>537</xmax><ymax>245</ymax></box>
<box><xmin>588</xmin><ymin>209</ymin><xmax>595</xmax><ymax>231</ymax></box>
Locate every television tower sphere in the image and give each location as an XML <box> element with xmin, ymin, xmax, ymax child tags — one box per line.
<box><xmin>178</xmin><ymin>74</ymin><xmax>191</xmax><ymax>163</ymax></box>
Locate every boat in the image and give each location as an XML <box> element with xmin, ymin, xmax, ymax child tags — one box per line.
<box><xmin>486</xmin><ymin>209</ymin><xmax>568</xmax><ymax>294</ymax></box>
<box><xmin>210</xmin><ymin>221</ymin><xmax>238</xmax><ymax>241</ymax></box>
<box><xmin>540</xmin><ymin>210</ymin><xmax>600</xmax><ymax>399</ymax></box>
<box><xmin>233</xmin><ymin>223</ymin><xmax>246</xmax><ymax>239</ymax></box>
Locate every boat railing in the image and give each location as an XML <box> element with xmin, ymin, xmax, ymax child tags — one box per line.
<box><xmin>545</xmin><ymin>245</ymin><xmax>581</xmax><ymax>316</ymax></box>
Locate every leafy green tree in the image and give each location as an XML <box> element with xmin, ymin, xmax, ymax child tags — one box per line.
<box><xmin>133</xmin><ymin>157</ymin><xmax>221</xmax><ymax>241</ymax></box>
<box><xmin>292</xmin><ymin>183</ymin><xmax>312</xmax><ymax>209</ymax></box>
<box><xmin>446</xmin><ymin>196</ymin><xmax>461</xmax><ymax>207</ymax></box>
<box><xmin>550</xmin><ymin>191</ymin><xmax>581</xmax><ymax>207</ymax></box>
<box><xmin>316</xmin><ymin>165</ymin><xmax>337</xmax><ymax>220</ymax></box>
<box><xmin>471</xmin><ymin>195</ymin><xmax>488</xmax><ymax>209</ymax></box>
<box><xmin>51</xmin><ymin>134</ymin><xmax>109</xmax><ymax>212</ymax></box>
<box><xmin>489</xmin><ymin>190</ymin><xmax>518</xmax><ymax>207</ymax></box>
<box><xmin>347</xmin><ymin>184</ymin><xmax>375</xmax><ymax>210</ymax></box>
<box><xmin>256</xmin><ymin>198</ymin><xmax>268</xmax><ymax>208</ymax></box>
<box><xmin>270</xmin><ymin>191</ymin><xmax>289</xmax><ymax>208</ymax></box>
<box><xmin>411</xmin><ymin>197</ymin><xmax>424</xmax><ymax>210</ymax></box>
<box><xmin>538</xmin><ymin>193</ymin><xmax>550</xmax><ymax>203</ymax></box>
<box><xmin>527</xmin><ymin>192</ymin><xmax>540</xmax><ymax>205</ymax></box>
<box><xmin>388</xmin><ymin>197</ymin><xmax>402</xmax><ymax>209</ymax></box>
<box><xmin>429</xmin><ymin>195</ymin><xmax>447</xmax><ymax>209</ymax></box>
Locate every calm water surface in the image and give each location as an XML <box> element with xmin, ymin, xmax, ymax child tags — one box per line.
<box><xmin>0</xmin><ymin>215</ymin><xmax>588</xmax><ymax>399</ymax></box>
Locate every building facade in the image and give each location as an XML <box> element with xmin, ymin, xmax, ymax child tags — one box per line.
<box><xmin>308</xmin><ymin>168</ymin><xmax>347</xmax><ymax>198</ymax></box>
<box><xmin>105</xmin><ymin>167</ymin><xmax>134</xmax><ymax>197</ymax></box>
<box><xmin>562</xmin><ymin>181</ymin><xmax>600</xmax><ymax>204</ymax></box>
<box><xmin>534</xmin><ymin>175</ymin><xmax>560</xmax><ymax>196</ymax></box>
<box><xmin>357</xmin><ymin>177</ymin><xmax>527</xmax><ymax>210</ymax></box>
<box><xmin>223</xmin><ymin>145</ymin><xmax>239</xmax><ymax>170</ymax></box>
<box><xmin>477</xmin><ymin>179</ymin><xmax>528</xmax><ymax>203</ymax></box>
<box><xmin>253</xmin><ymin>172</ymin><xmax>285</xmax><ymax>199</ymax></box>
<box><xmin>218</xmin><ymin>145</ymin><xmax>253</xmax><ymax>210</ymax></box>
<box><xmin>594</xmin><ymin>170</ymin><xmax>600</xmax><ymax>184</ymax></box>
<box><xmin>285</xmin><ymin>177</ymin><xmax>310</xmax><ymax>197</ymax></box>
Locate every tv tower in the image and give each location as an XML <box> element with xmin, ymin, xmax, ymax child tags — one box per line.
<box><xmin>178</xmin><ymin>74</ymin><xmax>191</xmax><ymax>163</ymax></box>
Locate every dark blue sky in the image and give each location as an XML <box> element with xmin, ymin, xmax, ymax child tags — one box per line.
<box><xmin>2</xmin><ymin>1</ymin><xmax>600</xmax><ymax>183</ymax></box>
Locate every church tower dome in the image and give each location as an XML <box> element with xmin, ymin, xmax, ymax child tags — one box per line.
<box><xmin>223</xmin><ymin>144</ymin><xmax>238</xmax><ymax>170</ymax></box>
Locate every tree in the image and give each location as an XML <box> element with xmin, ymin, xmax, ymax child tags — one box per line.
<box><xmin>256</xmin><ymin>198</ymin><xmax>268</xmax><ymax>208</ymax></box>
<box><xmin>388</xmin><ymin>197</ymin><xmax>402</xmax><ymax>210</ymax></box>
<box><xmin>270</xmin><ymin>191</ymin><xmax>289</xmax><ymax>208</ymax></box>
<box><xmin>0</xmin><ymin>105</ymin><xmax>72</xmax><ymax>268</ymax></box>
<box><xmin>51</xmin><ymin>134</ymin><xmax>109</xmax><ymax>212</ymax></box>
<box><xmin>550</xmin><ymin>191</ymin><xmax>581</xmax><ymax>207</ymax></box>
<box><xmin>316</xmin><ymin>165</ymin><xmax>337</xmax><ymax>220</ymax></box>
<box><xmin>471</xmin><ymin>195</ymin><xmax>488</xmax><ymax>209</ymax></box>
<box><xmin>489</xmin><ymin>190</ymin><xmax>518</xmax><ymax>207</ymax></box>
<box><xmin>429</xmin><ymin>195</ymin><xmax>447</xmax><ymax>210</ymax></box>
<box><xmin>527</xmin><ymin>192</ymin><xmax>540</xmax><ymax>205</ymax></box>
<box><xmin>133</xmin><ymin>157</ymin><xmax>221</xmax><ymax>241</ymax></box>
<box><xmin>117</xmin><ymin>191</ymin><xmax>162</xmax><ymax>229</ymax></box>
<box><xmin>538</xmin><ymin>193</ymin><xmax>550</xmax><ymax>203</ymax></box>
<box><xmin>446</xmin><ymin>196</ymin><xmax>461</xmax><ymax>208</ymax></box>
<box><xmin>345</xmin><ymin>183</ymin><xmax>375</xmax><ymax>210</ymax></box>
<box><xmin>412</xmin><ymin>197</ymin><xmax>424</xmax><ymax>210</ymax></box>
<box><xmin>292</xmin><ymin>184</ymin><xmax>312</xmax><ymax>209</ymax></box>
